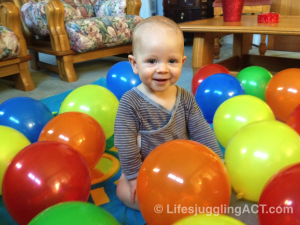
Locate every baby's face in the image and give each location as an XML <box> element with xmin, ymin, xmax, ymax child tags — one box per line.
<box><xmin>132</xmin><ymin>27</ymin><xmax>186</xmax><ymax>94</ymax></box>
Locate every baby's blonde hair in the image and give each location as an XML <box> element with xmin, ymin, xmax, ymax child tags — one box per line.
<box><xmin>132</xmin><ymin>15</ymin><xmax>184</xmax><ymax>55</ymax></box>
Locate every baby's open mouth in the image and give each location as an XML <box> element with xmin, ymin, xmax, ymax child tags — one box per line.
<box><xmin>153</xmin><ymin>79</ymin><xmax>168</xmax><ymax>82</ymax></box>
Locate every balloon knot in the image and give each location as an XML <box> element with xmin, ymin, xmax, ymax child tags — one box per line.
<box><xmin>236</xmin><ymin>192</ymin><xmax>244</xmax><ymax>199</ymax></box>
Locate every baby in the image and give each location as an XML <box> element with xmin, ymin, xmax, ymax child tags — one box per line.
<box><xmin>114</xmin><ymin>15</ymin><xmax>223</xmax><ymax>210</ymax></box>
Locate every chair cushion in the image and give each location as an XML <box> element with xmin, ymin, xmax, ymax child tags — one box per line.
<box><xmin>21</xmin><ymin>0</ymin><xmax>96</xmax><ymax>36</ymax></box>
<box><xmin>213</xmin><ymin>0</ymin><xmax>272</xmax><ymax>7</ymax></box>
<box><xmin>92</xmin><ymin>0</ymin><xmax>126</xmax><ymax>17</ymax></box>
<box><xmin>65</xmin><ymin>15</ymin><xmax>143</xmax><ymax>52</ymax></box>
<box><xmin>0</xmin><ymin>26</ymin><xmax>21</xmax><ymax>61</ymax></box>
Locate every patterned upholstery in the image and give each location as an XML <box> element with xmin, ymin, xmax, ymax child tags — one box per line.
<box><xmin>65</xmin><ymin>15</ymin><xmax>140</xmax><ymax>52</ymax></box>
<box><xmin>92</xmin><ymin>0</ymin><xmax>127</xmax><ymax>17</ymax></box>
<box><xmin>0</xmin><ymin>26</ymin><xmax>21</xmax><ymax>61</ymax></box>
<box><xmin>20</xmin><ymin>0</ymin><xmax>142</xmax><ymax>52</ymax></box>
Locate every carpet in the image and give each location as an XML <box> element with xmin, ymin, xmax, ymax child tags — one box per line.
<box><xmin>0</xmin><ymin>77</ymin><xmax>146</xmax><ymax>225</ymax></box>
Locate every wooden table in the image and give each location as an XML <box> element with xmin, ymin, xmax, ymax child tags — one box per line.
<box><xmin>178</xmin><ymin>15</ymin><xmax>300</xmax><ymax>75</ymax></box>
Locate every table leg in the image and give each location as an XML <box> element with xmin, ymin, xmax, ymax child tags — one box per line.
<box><xmin>233</xmin><ymin>33</ymin><xmax>251</xmax><ymax>58</ymax></box>
<box><xmin>259</xmin><ymin>34</ymin><xmax>267</xmax><ymax>56</ymax></box>
<box><xmin>232</xmin><ymin>33</ymin><xmax>252</xmax><ymax>70</ymax></box>
<box><xmin>192</xmin><ymin>32</ymin><xmax>214</xmax><ymax>75</ymax></box>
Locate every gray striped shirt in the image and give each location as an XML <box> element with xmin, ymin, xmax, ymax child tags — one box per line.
<box><xmin>114</xmin><ymin>86</ymin><xmax>223</xmax><ymax>180</ymax></box>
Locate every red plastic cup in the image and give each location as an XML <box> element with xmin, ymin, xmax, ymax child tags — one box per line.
<box><xmin>222</xmin><ymin>0</ymin><xmax>245</xmax><ymax>22</ymax></box>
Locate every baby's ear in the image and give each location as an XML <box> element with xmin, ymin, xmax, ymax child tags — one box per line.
<box><xmin>128</xmin><ymin>55</ymin><xmax>139</xmax><ymax>74</ymax></box>
<box><xmin>182</xmin><ymin>55</ymin><xmax>187</xmax><ymax>65</ymax></box>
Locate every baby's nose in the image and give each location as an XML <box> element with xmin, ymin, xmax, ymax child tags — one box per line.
<box><xmin>156</xmin><ymin>63</ymin><xmax>168</xmax><ymax>73</ymax></box>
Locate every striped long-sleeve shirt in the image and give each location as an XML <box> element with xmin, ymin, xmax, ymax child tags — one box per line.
<box><xmin>114</xmin><ymin>86</ymin><xmax>223</xmax><ymax>180</ymax></box>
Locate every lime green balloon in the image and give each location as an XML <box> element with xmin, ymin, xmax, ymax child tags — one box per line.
<box><xmin>59</xmin><ymin>85</ymin><xmax>119</xmax><ymax>139</ymax></box>
<box><xmin>236</xmin><ymin>66</ymin><xmax>272</xmax><ymax>101</ymax></box>
<box><xmin>0</xmin><ymin>125</ymin><xmax>30</xmax><ymax>195</ymax></box>
<box><xmin>29</xmin><ymin>201</ymin><xmax>121</xmax><ymax>225</ymax></box>
<box><xmin>213</xmin><ymin>95</ymin><xmax>275</xmax><ymax>148</ymax></box>
<box><xmin>225</xmin><ymin>120</ymin><xmax>300</xmax><ymax>202</ymax></box>
<box><xmin>173</xmin><ymin>214</ymin><xmax>245</xmax><ymax>225</ymax></box>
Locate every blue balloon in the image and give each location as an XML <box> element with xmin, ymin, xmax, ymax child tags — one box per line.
<box><xmin>0</xmin><ymin>97</ymin><xmax>53</xmax><ymax>143</ymax></box>
<box><xmin>106</xmin><ymin>61</ymin><xmax>142</xmax><ymax>100</ymax></box>
<box><xmin>195</xmin><ymin>73</ymin><xmax>245</xmax><ymax>123</ymax></box>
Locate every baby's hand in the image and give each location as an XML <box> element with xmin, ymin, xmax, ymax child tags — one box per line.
<box><xmin>128</xmin><ymin>178</ymin><xmax>137</xmax><ymax>203</ymax></box>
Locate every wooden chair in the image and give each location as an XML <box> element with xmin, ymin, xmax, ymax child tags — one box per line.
<box><xmin>12</xmin><ymin>0</ymin><xmax>142</xmax><ymax>83</ymax></box>
<box><xmin>213</xmin><ymin>0</ymin><xmax>272</xmax><ymax>59</ymax></box>
<box><xmin>0</xmin><ymin>2</ymin><xmax>34</xmax><ymax>91</ymax></box>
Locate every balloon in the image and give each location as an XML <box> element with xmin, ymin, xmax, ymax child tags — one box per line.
<box><xmin>286</xmin><ymin>104</ymin><xmax>300</xmax><ymax>135</ymax></box>
<box><xmin>59</xmin><ymin>85</ymin><xmax>119</xmax><ymax>139</ymax></box>
<box><xmin>0</xmin><ymin>126</ymin><xmax>30</xmax><ymax>195</ymax></box>
<box><xmin>266</xmin><ymin>68</ymin><xmax>300</xmax><ymax>122</ymax></box>
<box><xmin>2</xmin><ymin>141</ymin><xmax>91</xmax><ymax>225</ymax></box>
<box><xmin>236</xmin><ymin>66</ymin><xmax>272</xmax><ymax>101</ymax></box>
<box><xmin>213</xmin><ymin>95</ymin><xmax>275</xmax><ymax>148</ymax></box>
<box><xmin>106</xmin><ymin>61</ymin><xmax>142</xmax><ymax>100</ymax></box>
<box><xmin>38</xmin><ymin>112</ymin><xmax>106</xmax><ymax>170</ymax></box>
<box><xmin>225</xmin><ymin>120</ymin><xmax>300</xmax><ymax>202</ymax></box>
<box><xmin>258</xmin><ymin>163</ymin><xmax>300</xmax><ymax>225</ymax></box>
<box><xmin>137</xmin><ymin>140</ymin><xmax>231</xmax><ymax>225</ymax></box>
<box><xmin>195</xmin><ymin>73</ymin><xmax>245</xmax><ymax>123</ymax></box>
<box><xmin>191</xmin><ymin>64</ymin><xmax>230</xmax><ymax>95</ymax></box>
<box><xmin>0</xmin><ymin>97</ymin><xmax>53</xmax><ymax>143</ymax></box>
<box><xmin>174</xmin><ymin>214</ymin><xmax>246</xmax><ymax>225</ymax></box>
<box><xmin>209</xmin><ymin>123</ymin><xmax>225</xmax><ymax>155</ymax></box>
<box><xmin>29</xmin><ymin>201</ymin><xmax>120</xmax><ymax>225</ymax></box>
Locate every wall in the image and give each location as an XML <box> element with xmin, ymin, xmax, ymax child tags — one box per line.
<box><xmin>157</xmin><ymin>0</ymin><xmax>163</xmax><ymax>15</ymax></box>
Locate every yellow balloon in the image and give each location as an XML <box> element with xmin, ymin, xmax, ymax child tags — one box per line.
<box><xmin>225</xmin><ymin>120</ymin><xmax>300</xmax><ymax>202</ymax></box>
<box><xmin>59</xmin><ymin>85</ymin><xmax>119</xmax><ymax>139</ymax></box>
<box><xmin>173</xmin><ymin>214</ymin><xmax>245</xmax><ymax>225</ymax></box>
<box><xmin>213</xmin><ymin>95</ymin><xmax>275</xmax><ymax>148</ymax></box>
<box><xmin>0</xmin><ymin>126</ymin><xmax>30</xmax><ymax>195</ymax></box>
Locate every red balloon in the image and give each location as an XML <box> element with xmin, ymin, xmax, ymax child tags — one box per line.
<box><xmin>39</xmin><ymin>112</ymin><xmax>106</xmax><ymax>170</ymax></box>
<box><xmin>191</xmin><ymin>64</ymin><xmax>230</xmax><ymax>95</ymax></box>
<box><xmin>137</xmin><ymin>140</ymin><xmax>231</xmax><ymax>225</ymax></box>
<box><xmin>2</xmin><ymin>141</ymin><xmax>91</xmax><ymax>225</ymax></box>
<box><xmin>258</xmin><ymin>163</ymin><xmax>300</xmax><ymax>225</ymax></box>
<box><xmin>286</xmin><ymin>104</ymin><xmax>300</xmax><ymax>135</ymax></box>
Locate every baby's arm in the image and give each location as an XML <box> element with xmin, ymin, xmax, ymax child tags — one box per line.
<box><xmin>186</xmin><ymin>94</ymin><xmax>223</xmax><ymax>159</ymax></box>
<box><xmin>114</xmin><ymin>95</ymin><xmax>143</xmax><ymax>179</ymax></box>
<box><xmin>114</xmin><ymin>94</ymin><xmax>142</xmax><ymax>208</ymax></box>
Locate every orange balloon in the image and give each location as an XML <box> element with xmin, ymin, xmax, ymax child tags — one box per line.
<box><xmin>136</xmin><ymin>140</ymin><xmax>231</xmax><ymax>225</ymax></box>
<box><xmin>266</xmin><ymin>68</ymin><xmax>300</xmax><ymax>122</ymax></box>
<box><xmin>39</xmin><ymin>112</ymin><xmax>106</xmax><ymax>170</ymax></box>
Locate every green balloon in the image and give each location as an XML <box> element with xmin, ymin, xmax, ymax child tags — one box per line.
<box><xmin>28</xmin><ymin>201</ymin><xmax>121</xmax><ymax>225</ymax></box>
<box><xmin>236</xmin><ymin>66</ymin><xmax>273</xmax><ymax>101</ymax></box>
<box><xmin>59</xmin><ymin>85</ymin><xmax>119</xmax><ymax>140</ymax></box>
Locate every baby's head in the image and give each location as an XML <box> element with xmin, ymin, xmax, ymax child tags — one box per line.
<box><xmin>131</xmin><ymin>15</ymin><xmax>185</xmax><ymax>57</ymax></box>
<box><xmin>129</xmin><ymin>16</ymin><xmax>186</xmax><ymax>94</ymax></box>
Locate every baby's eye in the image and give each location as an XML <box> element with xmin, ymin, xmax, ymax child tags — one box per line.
<box><xmin>169</xmin><ymin>59</ymin><xmax>177</xmax><ymax>64</ymax></box>
<box><xmin>148</xmin><ymin>59</ymin><xmax>156</xmax><ymax>64</ymax></box>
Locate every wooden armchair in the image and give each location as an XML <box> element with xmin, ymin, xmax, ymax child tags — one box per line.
<box><xmin>0</xmin><ymin>2</ymin><xmax>34</xmax><ymax>91</ymax></box>
<box><xmin>13</xmin><ymin>0</ymin><xmax>142</xmax><ymax>82</ymax></box>
<box><xmin>213</xmin><ymin>0</ymin><xmax>272</xmax><ymax>59</ymax></box>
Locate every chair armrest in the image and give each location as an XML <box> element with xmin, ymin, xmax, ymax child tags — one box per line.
<box><xmin>0</xmin><ymin>2</ymin><xmax>29</xmax><ymax>57</ymax></box>
<box><xmin>46</xmin><ymin>0</ymin><xmax>71</xmax><ymax>51</ymax></box>
<box><xmin>126</xmin><ymin>0</ymin><xmax>141</xmax><ymax>15</ymax></box>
